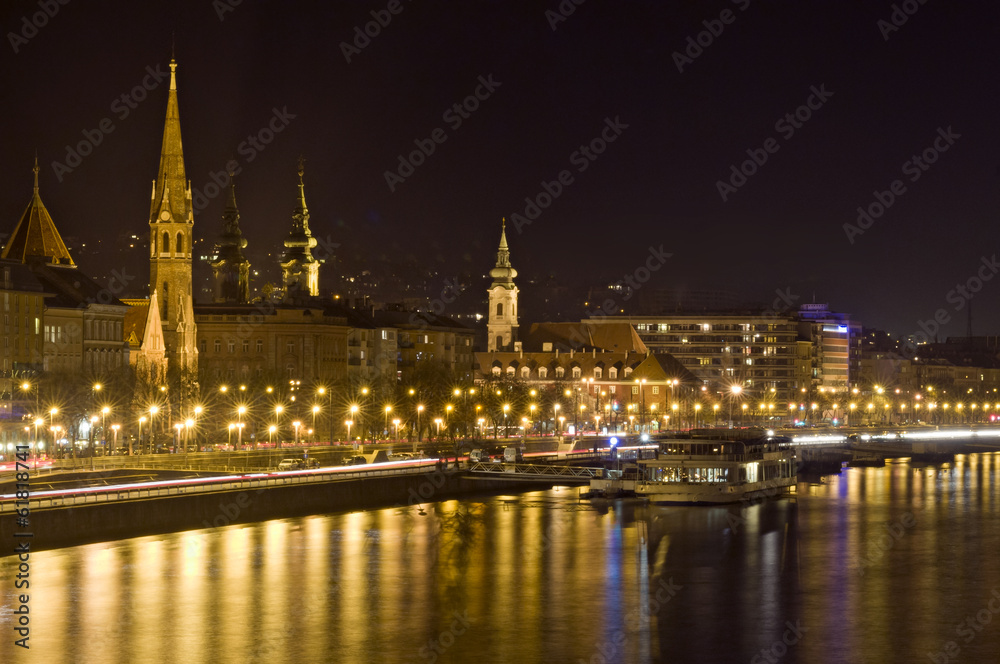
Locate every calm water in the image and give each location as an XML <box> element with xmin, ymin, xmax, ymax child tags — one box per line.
<box><xmin>2</xmin><ymin>453</ymin><xmax>1000</xmax><ymax>664</ymax></box>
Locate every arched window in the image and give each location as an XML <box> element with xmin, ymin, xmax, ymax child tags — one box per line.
<box><xmin>162</xmin><ymin>232</ymin><xmax>170</xmax><ymax>253</ymax></box>
<box><xmin>496</xmin><ymin>303</ymin><xmax>503</xmax><ymax>317</ymax></box>
<box><xmin>538</xmin><ymin>367</ymin><xmax>548</xmax><ymax>379</ymax></box>
<box><xmin>492</xmin><ymin>366</ymin><xmax>501</xmax><ymax>376</ymax></box>
<box><xmin>521</xmin><ymin>366</ymin><xmax>530</xmax><ymax>379</ymax></box>
<box><xmin>609</xmin><ymin>367</ymin><xmax>618</xmax><ymax>380</ymax></box>
<box><xmin>555</xmin><ymin>367</ymin><xmax>565</xmax><ymax>378</ymax></box>
<box><xmin>572</xmin><ymin>367</ymin><xmax>581</xmax><ymax>379</ymax></box>
<box><xmin>176</xmin><ymin>232</ymin><xmax>184</xmax><ymax>255</ymax></box>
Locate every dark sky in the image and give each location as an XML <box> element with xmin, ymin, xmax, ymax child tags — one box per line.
<box><xmin>3</xmin><ymin>0</ymin><xmax>999</xmax><ymax>337</ymax></box>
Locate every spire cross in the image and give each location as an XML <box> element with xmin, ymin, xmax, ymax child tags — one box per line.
<box><xmin>32</xmin><ymin>155</ymin><xmax>40</xmax><ymax>191</ymax></box>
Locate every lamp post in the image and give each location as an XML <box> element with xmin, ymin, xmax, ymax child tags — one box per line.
<box><xmin>318</xmin><ymin>386</ymin><xmax>333</xmax><ymax>446</ymax></box>
<box><xmin>138</xmin><ymin>416</ymin><xmax>146</xmax><ymax>455</ymax></box>
<box><xmin>553</xmin><ymin>404</ymin><xmax>561</xmax><ymax>436</ymax></box>
<box><xmin>174</xmin><ymin>423</ymin><xmax>182</xmax><ymax>454</ymax></box>
<box><xmin>384</xmin><ymin>405</ymin><xmax>392</xmax><ymax>441</ymax></box>
<box><xmin>33</xmin><ymin>418</ymin><xmax>42</xmax><ymax>465</ymax></box>
<box><xmin>275</xmin><ymin>405</ymin><xmax>284</xmax><ymax>448</ymax></box>
<box><xmin>228</xmin><ymin>423</ymin><xmax>235</xmax><ymax>449</ymax></box>
<box><xmin>392</xmin><ymin>418</ymin><xmax>400</xmax><ymax>442</ymax></box>
<box><xmin>101</xmin><ymin>406</ymin><xmax>110</xmax><ymax>455</ymax></box>
<box><xmin>149</xmin><ymin>405</ymin><xmax>159</xmax><ymax>453</ymax></box>
<box><xmin>237</xmin><ymin>405</ymin><xmax>247</xmax><ymax>449</ymax></box>
<box><xmin>415</xmin><ymin>404</ymin><xmax>424</xmax><ymax>451</ymax></box>
<box><xmin>112</xmin><ymin>424</ymin><xmax>121</xmax><ymax>455</ymax></box>
<box><xmin>88</xmin><ymin>415</ymin><xmax>97</xmax><ymax>470</ymax></box>
<box><xmin>349</xmin><ymin>405</ymin><xmax>359</xmax><ymax>445</ymax></box>
<box><xmin>292</xmin><ymin>421</ymin><xmax>301</xmax><ymax>447</ymax></box>
<box><xmin>345</xmin><ymin>420</ymin><xmax>355</xmax><ymax>450</ymax></box>
<box><xmin>311</xmin><ymin>405</ymin><xmax>320</xmax><ymax>443</ymax></box>
<box><xmin>185</xmin><ymin>419</ymin><xmax>193</xmax><ymax>455</ymax></box>
<box><xmin>49</xmin><ymin>407</ymin><xmax>59</xmax><ymax>460</ymax></box>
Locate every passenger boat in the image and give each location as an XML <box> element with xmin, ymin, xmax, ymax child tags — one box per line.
<box><xmin>634</xmin><ymin>436</ymin><xmax>796</xmax><ymax>505</ymax></box>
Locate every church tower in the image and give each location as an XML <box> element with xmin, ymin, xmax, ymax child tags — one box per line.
<box><xmin>209</xmin><ymin>179</ymin><xmax>250</xmax><ymax>303</ymax></box>
<box><xmin>487</xmin><ymin>219</ymin><xmax>519</xmax><ymax>352</ymax></box>
<box><xmin>148</xmin><ymin>59</ymin><xmax>197</xmax><ymax>373</ymax></box>
<box><xmin>280</xmin><ymin>159</ymin><xmax>320</xmax><ymax>297</ymax></box>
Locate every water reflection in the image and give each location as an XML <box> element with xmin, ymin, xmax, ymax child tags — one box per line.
<box><xmin>0</xmin><ymin>454</ymin><xmax>998</xmax><ymax>663</ymax></box>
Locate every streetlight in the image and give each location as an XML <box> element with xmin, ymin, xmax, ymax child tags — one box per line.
<box><xmin>392</xmin><ymin>418</ymin><xmax>401</xmax><ymax>441</ymax></box>
<box><xmin>384</xmin><ymin>406</ymin><xmax>392</xmax><ymax>441</ymax></box>
<box><xmin>345</xmin><ymin>419</ymin><xmax>354</xmax><ymax>448</ymax></box>
<box><xmin>149</xmin><ymin>405</ymin><xmax>159</xmax><ymax>453</ymax></box>
<box><xmin>138</xmin><ymin>416</ymin><xmax>147</xmax><ymax>454</ymax></box>
<box><xmin>101</xmin><ymin>406</ymin><xmax>110</xmax><ymax>455</ymax></box>
<box><xmin>174</xmin><ymin>423</ymin><xmax>183</xmax><ymax>454</ymax></box>
<box><xmin>434</xmin><ymin>417</ymin><xmax>443</xmax><ymax>438</ymax></box>
<box><xmin>415</xmin><ymin>405</ymin><xmax>424</xmax><ymax>452</ymax></box>
<box><xmin>502</xmin><ymin>403</ymin><xmax>510</xmax><ymax>438</ymax></box>
<box><xmin>312</xmin><ymin>405</ymin><xmax>320</xmax><ymax>442</ymax></box>
<box><xmin>293</xmin><ymin>421</ymin><xmax>301</xmax><ymax>446</ymax></box>
<box><xmin>112</xmin><ymin>424</ymin><xmax>121</xmax><ymax>455</ymax></box>
<box><xmin>185</xmin><ymin>418</ymin><xmax>194</xmax><ymax>454</ymax></box>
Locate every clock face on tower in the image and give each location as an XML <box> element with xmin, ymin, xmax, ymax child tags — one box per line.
<box><xmin>159</xmin><ymin>210</ymin><xmax>170</xmax><ymax>221</ymax></box>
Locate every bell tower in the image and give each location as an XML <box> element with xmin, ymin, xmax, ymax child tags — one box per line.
<box><xmin>148</xmin><ymin>58</ymin><xmax>197</xmax><ymax>373</ymax></box>
<box><xmin>487</xmin><ymin>219</ymin><xmax>519</xmax><ymax>352</ymax></box>
<box><xmin>280</xmin><ymin>158</ymin><xmax>320</xmax><ymax>298</ymax></box>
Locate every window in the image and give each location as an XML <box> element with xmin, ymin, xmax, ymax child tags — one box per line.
<box><xmin>228</xmin><ymin>340</ymin><xmax>235</xmax><ymax>353</ymax></box>
<box><xmin>214</xmin><ymin>339</ymin><xmax>221</xmax><ymax>353</ymax></box>
<box><xmin>492</xmin><ymin>366</ymin><xmax>501</xmax><ymax>376</ymax></box>
<box><xmin>555</xmin><ymin>367</ymin><xmax>565</xmax><ymax>378</ymax></box>
<box><xmin>652</xmin><ymin>386</ymin><xmax>659</xmax><ymax>394</ymax></box>
<box><xmin>623</xmin><ymin>367</ymin><xmax>633</xmax><ymax>378</ymax></box>
<box><xmin>632</xmin><ymin>386</ymin><xmax>639</xmax><ymax>395</ymax></box>
<box><xmin>594</xmin><ymin>368</ymin><xmax>602</xmax><ymax>379</ymax></box>
<box><xmin>571</xmin><ymin>367</ymin><xmax>581</xmax><ymax>379</ymax></box>
<box><xmin>199</xmin><ymin>340</ymin><xmax>207</xmax><ymax>353</ymax></box>
<box><xmin>538</xmin><ymin>367</ymin><xmax>548</xmax><ymax>379</ymax></box>
<box><xmin>521</xmin><ymin>366</ymin><xmax>530</xmax><ymax>379</ymax></box>
<box><xmin>162</xmin><ymin>232</ymin><xmax>170</xmax><ymax>253</ymax></box>
<box><xmin>287</xmin><ymin>341</ymin><xmax>294</xmax><ymax>354</ymax></box>
<box><xmin>506</xmin><ymin>366</ymin><xmax>515</xmax><ymax>377</ymax></box>
<box><xmin>609</xmin><ymin>367</ymin><xmax>618</xmax><ymax>380</ymax></box>
<box><xmin>610</xmin><ymin>385</ymin><xmax>616</xmax><ymax>394</ymax></box>
<box><xmin>176</xmin><ymin>232</ymin><xmax>184</xmax><ymax>255</ymax></box>
<box><xmin>256</xmin><ymin>339</ymin><xmax>263</xmax><ymax>353</ymax></box>
<box><xmin>496</xmin><ymin>303</ymin><xmax>503</xmax><ymax>316</ymax></box>
<box><xmin>242</xmin><ymin>339</ymin><xmax>249</xmax><ymax>353</ymax></box>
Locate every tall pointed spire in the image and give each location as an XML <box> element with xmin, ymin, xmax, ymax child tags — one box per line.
<box><xmin>1</xmin><ymin>158</ymin><xmax>75</xmax><ymax>265</ymax></box>
<box><xmin>490</xmin><ymin>218</ymin><xmax>516</xmax><ymax>285</ymax></box>
<box><xmin>150</xmin><ymin>58</ymin><xmax>190</xmax><ymax>224</ymax></box>
<box><xmin>210</xmin><ymin>176</ymin><xmax>251</xmax><ymax>303</ymax></box>
<box><xmin>487</xmin><ymin>218</ymin><xmax>519</xmax><ymax>351</ymax></box>
<box><xmin>281</xmin><ymin>158</ymin><xmax>320</xmax><ymax>297</ymax></box>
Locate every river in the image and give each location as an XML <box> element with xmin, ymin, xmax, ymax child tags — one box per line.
<box><xmin>2</xmin><ymin>453</ymin><xmax>999</xmax><ymax>663</ymax></box>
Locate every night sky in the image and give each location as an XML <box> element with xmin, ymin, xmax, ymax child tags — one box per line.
<box><xmin>3</xmin><ymin>0</ymin><xmax>999</xmax><ymax>337</ymax></box>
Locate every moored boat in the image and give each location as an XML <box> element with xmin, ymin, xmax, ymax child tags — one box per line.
<box><xmin>634</xmin><ymin>435</ymin><xmax>796</xmax><ymax>505</ymax></box>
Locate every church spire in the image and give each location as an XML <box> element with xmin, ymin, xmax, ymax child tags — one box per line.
<box><xmin>490</xmin><ymin>218</ymin><xmax>516</xmax><ymax>285</ymax></box>
<box><xmin>280</xmin><ymin>158</ymin><xmax>320</xmax><ymax>297</ymax></box>
<box><xmin>150</xmin><ymin>58</ymin><xmax>190</xmax><ymax>224</ymax></box>
<box><xmin>1</xmin><ymin>158</ymin><xmax>75</xmax><ymax>265</ymax></box>
<box><xmin>210</xmin><ymin>177</ymin><xmax>251</xmax><ymax>303</ymax></box>
<box><xmin>487</xmin><ymin>218</ymin><xmax>519</xmax><ymax>352</ymax></box>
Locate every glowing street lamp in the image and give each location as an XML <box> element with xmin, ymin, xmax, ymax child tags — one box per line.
<box><xmin>112</xmin><ymin>424</ymin><xmax>121</xmax><ymax>454</ymax></box>
<box><xmin>293</xmin><ymin>421</ymin><xmax>302</xmax><ymax>446</ymax></box>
